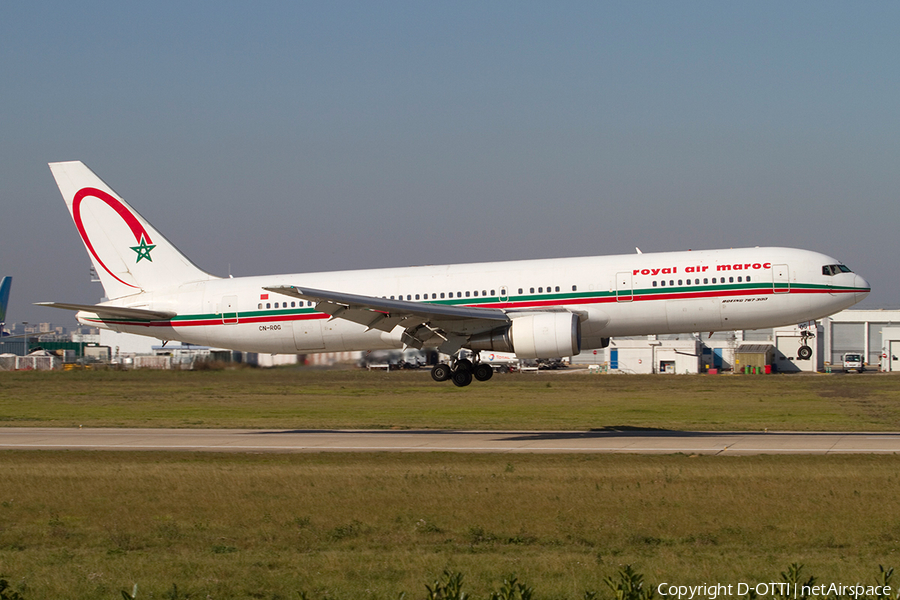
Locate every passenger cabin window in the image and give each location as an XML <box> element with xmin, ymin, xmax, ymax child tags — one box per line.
<box><xmin>440</xmin><ymin>293</ymin><xmax>445</xmax><ymax>298</ymax></box>
<box><xmin>652</xmin><ymin>281</ymin><xmax>657</xmax><ymax>287</ymax></box>
<box><xmin>530</xmin><ymin>287</ymin><xmax>535</xmax><ymax>293</ymax></box>
<box><xmin>572</xmin><ymin>285</ymin><xmax>577</xmax><ymax>291</ymax></box>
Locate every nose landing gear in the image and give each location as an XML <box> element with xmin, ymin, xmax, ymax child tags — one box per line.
<box><xmin>797</xmin><ymin>328</ymin><xmax>815</xmax><ymax>360</ymax></box>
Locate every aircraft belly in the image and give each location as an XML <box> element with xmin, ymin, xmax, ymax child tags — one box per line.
<box><xmin>665</xmin><ymin>298</ymin><xmax>723</xmax><ymax>333</ymax></box>
<box><xmin>603</xmin><ymin>300</ymin><xmax>669</xmax><ymax>337</ymax></box>
<box><xmin>331</xmin><ymin>321</ymin><xmax>404</xmax><ymax>352</ymax></box>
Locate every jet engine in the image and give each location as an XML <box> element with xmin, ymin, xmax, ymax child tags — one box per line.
<box><xmin>468</xmin><ymin>312</ymin><xmax>581</xmax><ymax>359</ymax></box>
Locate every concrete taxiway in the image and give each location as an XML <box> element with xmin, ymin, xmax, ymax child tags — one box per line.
<box><xmin>2</xmin><ymin>428</ymin><xmax>900</xmax><ymax>455</ymax></box>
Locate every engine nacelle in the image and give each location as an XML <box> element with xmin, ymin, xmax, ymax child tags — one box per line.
<box><xmin>468</xmin><ymin>312</ymin><xmax>581</xmax><ymax>359</ymax></box>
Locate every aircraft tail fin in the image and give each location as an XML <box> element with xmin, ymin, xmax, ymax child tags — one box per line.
<box><xmin>48</xmin><ymin>161</ymin><xmax>214</xmax><ymax>300</ymax></box>
<box><xmin>0</xmin><ymin>276</ymin><xmax>10</xmax><ymax>324</ymax></box>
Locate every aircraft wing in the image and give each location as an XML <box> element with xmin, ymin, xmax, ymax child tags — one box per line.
<box><xmin>36</xmin><ymin>302</ymin><xmax>176</xmax><ymax>321</ymax></box>
<box><xmin>264</xmin><ymin>285</ymin><xmax>510</xmax><ymax>347</ymax></box>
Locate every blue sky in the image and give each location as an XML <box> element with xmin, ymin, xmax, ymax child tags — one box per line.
<box><xmin>1</xmin><ymin>2</ymin><xmax>897</xmax><ymax>326</ymax></box>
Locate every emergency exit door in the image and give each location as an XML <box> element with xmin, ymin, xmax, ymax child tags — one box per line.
<box><xmin>773</xmin><ymin>264</ymin><xmax>790</xmax><ymax>294</ymax></box>
<box><xmin>616</xmin><ymin>272</ymin><xmax>633</xmax><ymax>302</ymax></box>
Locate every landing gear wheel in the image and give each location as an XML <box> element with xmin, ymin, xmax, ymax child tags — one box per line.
<box><xmin>454</xmin><ymin>358</ymin><xmax>474</xmax><ymax>373</ymax></box>
<box><xmin>431</xmin><ymin>363</ymin><xmax>452</xmax><ymax>382</ymax></box>
<box><xmin>798</xmin><ymin>345</ymin><xmax>813</xmax><ymax>360</ymax></box>
<box><xmin>451</xmin><ymin>369</ymin><xmax>473</xmax><ymax>387</ymax></box>
<box><xmin>473</xmin><ymin>363</ymin><xmax>494</xmax><ymax>382</ymax></box>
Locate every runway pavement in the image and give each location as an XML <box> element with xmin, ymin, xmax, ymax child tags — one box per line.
<box><xmin>2</xmin><ymin>427</ymin><xmax>900</xmax><ymax>454</ymax></box>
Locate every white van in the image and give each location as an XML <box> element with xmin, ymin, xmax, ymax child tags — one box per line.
<box><xmin>842</xmin><ymin>353</ymin><xmax>865</xmax><ymax>373</ymax></box>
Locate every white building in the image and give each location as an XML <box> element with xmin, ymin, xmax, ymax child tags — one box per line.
<box><xmin>606</xmin><ymin>337</ymin><xmax>701</xmax><ymax>374</ymax></box>
<box><xmin>823</xmin><ymin>309</ymin><xmax>900</xmax><ymax>369</ymax></box>
<box><xmin>572</xmin><ymin>309</ymin><xmax>900</xmax><ymax>374</ymax></box>
<box><xmin>881</xmin><ymin>327</ymin><xmax>900</xmax><ymax>372</ymax></box>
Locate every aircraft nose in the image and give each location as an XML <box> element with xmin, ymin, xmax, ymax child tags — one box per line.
<box><xmin>854</xmin><ymin>274</ymin><xmax>871</xmax><ymax>302</ymax></box>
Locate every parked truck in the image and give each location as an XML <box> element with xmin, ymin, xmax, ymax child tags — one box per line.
<box><xmin>842</xmin><ymin>352</ymin><xmax>865</xmax><ymax>373</ymax></box>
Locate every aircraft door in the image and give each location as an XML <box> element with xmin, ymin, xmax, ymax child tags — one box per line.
<box><xmin>616</xmin><ymin>272</ymin><xmax>633</xmax><ymax>302</ymax></box>
<box><xmin>773</xmin><ymin>264</ymin><xmax>790</xmax><ymax>294</ymax></box>
<box><xmin>221</xmin><ymin>295</ymin><xmax>239</xmax><ymax>324</ymax></box>
<box><xmin>293</xmin><ymin>319</ymin><xmax>326</xmax><ymax>351</ymax></box>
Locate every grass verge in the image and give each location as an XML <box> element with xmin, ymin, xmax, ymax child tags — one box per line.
<box><xmin>1</xmin><ymin>369</ymin><xmax>899</xmax><ymax>430</ymax></box>
<box><xmin>1</xmin><ymin>452</ymin><xmax>900</xmax><ymax>598</ymax></box>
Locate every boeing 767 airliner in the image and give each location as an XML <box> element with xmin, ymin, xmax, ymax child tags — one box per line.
<box><xmin>40</xmin><ymin>161</ymin><xmax>870</xmax><ymax>386</ymax></box>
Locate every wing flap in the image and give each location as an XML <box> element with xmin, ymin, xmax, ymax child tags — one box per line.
<box><xmin>264</xmin><ymin>285</ymin><xmax>510</xmax><ymax>325</ymax></box>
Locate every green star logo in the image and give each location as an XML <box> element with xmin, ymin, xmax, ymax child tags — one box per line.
<box><xmin>130</xmin><ymin>236</ymin><xmax>156</xmax><ymax>263</ymax></box>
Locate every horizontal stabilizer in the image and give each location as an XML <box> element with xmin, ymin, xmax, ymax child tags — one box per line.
<box><xmin>36</xmin><ymin>302</ymin><xmax>175</xmax><ymax>321</ymax></box>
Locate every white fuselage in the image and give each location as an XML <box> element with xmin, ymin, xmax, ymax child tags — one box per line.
<box><xmin>79</xmin><ymin>246</ymin><xmax>869</xmax><ymax>356</ymax></box>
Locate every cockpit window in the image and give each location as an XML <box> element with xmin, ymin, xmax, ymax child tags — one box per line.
<box><xmin>823</xmin><ymin>264</ymin><xmax>853</xmax><ymax>276</ymax></box>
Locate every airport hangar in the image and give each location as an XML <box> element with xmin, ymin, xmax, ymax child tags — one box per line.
<box><xmin>568</xmin><ymin>308</ymin><xmax>900</xmax><ymax>374</ymax></box>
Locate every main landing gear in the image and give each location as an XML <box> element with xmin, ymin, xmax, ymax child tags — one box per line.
<box><xmin>431</xmin><ymin>355</ymin><xmax>494</xmax><ymax>387</ymax></box>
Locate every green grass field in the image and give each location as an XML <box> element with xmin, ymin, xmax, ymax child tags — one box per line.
<box><xmin>1</xmin><ymin>452</ymin><xmax>900</xmax><ymax>599</ymax></box>
<box><xmin>2</xmin><ymin>369</ymin><xmax>900</xmax><ymax>598</ymax></box>
<box><xmin>1</xmin><ymin>368</ymin><xmax>899</xmax><ymax>430</ymax></box>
